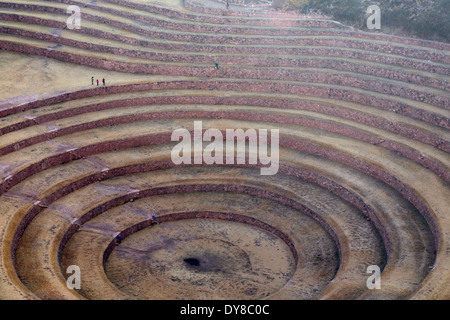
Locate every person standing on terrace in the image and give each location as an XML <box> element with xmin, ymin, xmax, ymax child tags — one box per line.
<box><xmin>152</xmin><ymin>213</ymin><xmax>159</xmax><ymax>224</ymax></box>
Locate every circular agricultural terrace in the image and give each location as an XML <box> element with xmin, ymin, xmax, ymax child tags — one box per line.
<box><xmin>0</xmin><ymin>0</ymin><xmax>449</xmax><ymax>300</ymax></box>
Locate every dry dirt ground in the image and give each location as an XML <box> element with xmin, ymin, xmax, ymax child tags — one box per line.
<box><xmin>0</xmin><ymin>50</ymin><xmax>189</xmax><ymax>102</ymax></box>
<box><xmin>0</xmin><ymin>0</ymin><xmax>186</xmax><ymax>102</ymax></box>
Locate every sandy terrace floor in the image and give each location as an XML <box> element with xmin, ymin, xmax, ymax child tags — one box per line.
<box><xmin>0</xmin><ymin>50</ymin><xmax>192</xmax><ymax>102</ymax></box>
<box><xmin>0</xmin><ymin>0</ymin><xmax>188</xmax><ymax>102</ymax></box>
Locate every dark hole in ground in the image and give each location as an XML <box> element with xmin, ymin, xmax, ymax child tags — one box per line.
<box><xmin>184</xmin><ymin>258</ymin><xmax>200</xmax><ymax>266</ymax></box>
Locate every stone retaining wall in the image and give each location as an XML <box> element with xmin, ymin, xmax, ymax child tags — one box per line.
<box><xmin>2</xmin><ymin>14</ymin><xmax>448</xmax><ymax>79</ymax></box>
<box><xmin>0</xmin><ymin>107</ymin><xmax>448</xmax><ymax>180</ymax></box>
<box><xmin>1</xmin><ymin>45</ymin><xmax>448</xmax><ymax>129</ymax></box>
<box><xmin>0</xmin><ymin>134</ymin><xmax>441</xmax><ymax>256</ymax></box>
<box><xmin>1</xmin><ymin>4</ymin><xmax>449</xmax><ymax>59</ymax></box>
<box><xmin>2</xmin><ymin>23</ymin><xmax>448</xmax><ymax>93</ymax></box>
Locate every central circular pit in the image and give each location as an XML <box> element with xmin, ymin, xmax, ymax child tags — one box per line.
<box><xmin>184</xmin><ymin>258</ymin><xmax>200</xmax><ymax>267</ymax></box>
<box><xmin>104</xmin><ymin>213</ymin><xmax>298</xmax><ymax>299</ymax></box>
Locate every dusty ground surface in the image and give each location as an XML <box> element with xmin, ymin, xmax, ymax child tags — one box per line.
<box><xmin>0</xmin><ymin>51</ymin><xmax>189</xmax><ymax>102</ymax></box>
<box><xmin>106</xmin><ymin>218</ymin><xmax>296</xmax><ymax>300</ymax></box>
<box><xmin>0</xmin><ymin>0</ymin><xmax>187</xmax><ymax>102</ymax></box>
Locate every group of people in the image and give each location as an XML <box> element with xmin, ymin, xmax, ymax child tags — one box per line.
<box><xmin>91</xmin><ymin>76</ymin><xmax>106</xmax><ymax>86</ymax></box>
